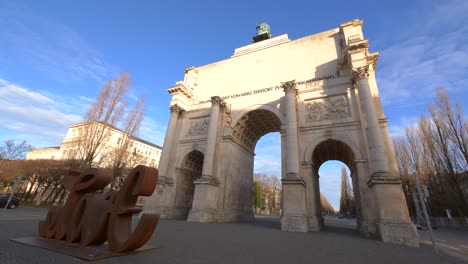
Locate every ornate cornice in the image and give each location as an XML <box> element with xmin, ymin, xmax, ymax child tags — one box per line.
<box><xmin>167</xmin><ymin>81</ymin><xmax>193</xmax><ymax>99</ymax></box>
<box><xmin>281</xmin><ymin>80</ymin><xmax>297</xmax><ymax>94</ymax></box>
<box><xmin>352</xmin><ymin>65</ymin><xmax>370</xmax><ymax>81</ymax></box>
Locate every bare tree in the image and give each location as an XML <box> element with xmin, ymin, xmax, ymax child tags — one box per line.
<box><xmin>431</xmin><ymin>89</ymin><xmax>468</xmax><ymax>170</ymax></box>
<box><xmin>0</xmin><ymin>139</ymin><xmax>32</xmax><ymax>160</ymax></box>
<box><xmin>0</xmin><ymin>140</ymin><xmax>32</xmax><ymax>174</ymax></box>
<box><xmin>320</xmin><ymin>193</ymin><xmax>335</xmax><ymax>215</ymax></box>
<box><xmin>107</xmin><ymin>96</ymin><xmax>146</xmax><ymax>189</ymax></box>
<box><xmin>65</xmin><ymin>72</ymin><xmax>147</xmax><ymax>176</ymax></box>
<box><xmin>253</xmin><ymin>173</ymin><xmax>282</xmax><ymax>214</ymax></box>
<box><xmin>393</xmin><ymin>136</ymin><xmax>416</xmax><ymax>216</ymax></box>
<box><xmin>339</xmin><ymin>167</ymin><xmax>355</xmax><ymax>217</ymax></box>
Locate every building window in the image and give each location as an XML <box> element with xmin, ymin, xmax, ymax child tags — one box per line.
<box><xmin>117</xmin><ymin>137</ymin><xmax>121</xmax><ymax>144</ymax></box>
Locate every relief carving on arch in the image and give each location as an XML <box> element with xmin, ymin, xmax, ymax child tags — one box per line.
<box><xmin>305</xmin><ymin>95</ymin><xmax>350</xmax><ymax>122</ymax></box>
<box><xmin>187</xmin><ymin>119</ymin><xmax>209</xmax><ymax>136</ymax></box>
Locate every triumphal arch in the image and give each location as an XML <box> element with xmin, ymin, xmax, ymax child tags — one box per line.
<box><xmin>144</xmin><ymin>20</ymin><xmax>419</xmax><ymax>246</ymax></box>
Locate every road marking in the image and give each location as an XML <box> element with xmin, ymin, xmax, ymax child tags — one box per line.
<box><xmin>437</xmin><ymin>242</ymin><xmax>460</xmax><ymax>251</ymax></box>
<box><xmin>460</xmin><ymin>244</ymin><xmax>468</xmax><ymax>249</ymax></box>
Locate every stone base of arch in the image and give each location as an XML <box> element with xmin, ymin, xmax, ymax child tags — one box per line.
<box><xmin>187</xmin><ymin>179</ymin><xmax>219</xmax><ymax>222</ymax></box>
<box><xmin>307</xmin><ymin>217</ymin><xmax>324</xmax><ymax>232</ymax></box>
<box><xmin>378</xmin><ymin>221</ymin><xmax>419</xmax><ymax>247</ymax></box>
<box><xmin>281</xmin><ymin>178</ymin><xmax>308</xmax><ymax>232</ymax></box>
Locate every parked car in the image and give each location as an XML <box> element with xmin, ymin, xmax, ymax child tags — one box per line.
<box><xmin>0</xmin><ymin>195</ymin><xmax>20</xmax><ymax>209</ymax></box>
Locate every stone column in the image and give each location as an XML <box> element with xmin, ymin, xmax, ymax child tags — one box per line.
<box><xmin>200</xmin><ymin>96</ymin><xmax>224</xmax><ymax>181</ymax></box>
<box><xmin>158</xmin><ymin>104</ymin><xmax>183</xmax><ymax>177</ymax></box>
<box><xmin>353</xmin><ymin>66</ymin><xmax>419</xmax><ymax>247</ymax></box>
<box><xmin>282</xmin><ymin>80</ymin><xmax>300</xmax><ymax>178</ymax></box>
<box><xmin>143</xmin><ymin>104</ymin><xmax>182</xmax><ymax>215</ymax></box>
<box><xmin>188</xmin><ymin>96</ymin><xmax>223</xmax><ymax>222</ymax></box>
<box><xmin>280</xmin><ymin>80</ymin><xmax>307</xmax><ymax>232</ymax></box>
<box><xmin>352</xmin><ymin>66</ymin><xmax>391</xmax><ymax>177</ymax></box>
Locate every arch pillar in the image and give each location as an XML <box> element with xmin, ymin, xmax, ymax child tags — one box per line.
<box><xmin>351</xmin><ymin>160</ymin><xmax>378</xmax><ymax>238</ymax></box>
<box><xmin>280</xmin><ymin>80</ymin><xmax>308</xmax><ymax>232</ymax></box>
<box><xmin>187</xmin><ymin>96</ymin><xmax>224</xmax><ymax>222</ymax></box>
<box><xmin>351</xmin><ymin>60</ymin><xmax>419</xmax><ymax>246</ymax></box>
<box><xmin>143</xmin><ymin>104</ymin><xmax>182</xmax><ymax>217</ymax></box>
<box><xmin>303</xmin><ymin>162</ymin><xmax>323</xmax><ymax>231</ymax></box>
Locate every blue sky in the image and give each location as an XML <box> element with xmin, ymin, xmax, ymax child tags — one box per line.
<box><xmin>0</xmin><ymin>0</ymin><xmax>466</xmax><ymax>210</ymax></box>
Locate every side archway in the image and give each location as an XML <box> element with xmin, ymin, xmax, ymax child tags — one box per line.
<box><xmin>302</xmin><ymin>136</ymin><xmax>371</xmax><ymax>234</ymax></box>
<box><xmin>173</xmin><ymin>150</ymin><xmax>205</xmax><ymax>219</ymax></box>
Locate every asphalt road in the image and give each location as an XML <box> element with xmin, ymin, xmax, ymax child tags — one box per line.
<box><xmin>0</xmin><ymin>207</ymin><xmax>465</xmax><ymax>264</ymax></box>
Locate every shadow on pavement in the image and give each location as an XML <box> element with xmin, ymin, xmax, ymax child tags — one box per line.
<box><xmin>253</xmin><ymin>216</ymin><xmax>281</xmax><ymax>230</ymax></box>
<box><xmin>252</xmin><ymin>215</ymin><xmax>361</xmax><ymax>239</ymax></box>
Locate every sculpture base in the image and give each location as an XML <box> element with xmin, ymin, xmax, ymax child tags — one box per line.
<box><xmin>11</xmin><ymin>237</ymin><xmax>159</xmax><ymax>261</ymax></box>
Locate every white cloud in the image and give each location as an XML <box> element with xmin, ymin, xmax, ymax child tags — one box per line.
<box><xmin>377</xmin><ymin>3</ymin><xmax>468</xmax><ymax>106</ymax></box>
<box><xmin>0</xmin><ymin>2</ymin><xmax>116</xmax><ymax>84</ymax></box>
<box><xmin>0</xmin><ymin>79</ymin><xmax>89</xmax><ymax>147</ymax></box>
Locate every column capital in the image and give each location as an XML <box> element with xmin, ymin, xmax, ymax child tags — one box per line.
<box><xmin>169</xmin><ymin>104</ymin><xmax>184</xmax><ymax>113</ymax></box>
<box><xmin>281</xmin><ymin>80</ymin><xmax>297</xmax><ymax>94</ymax></box>
<box><xmin>352</xmin><ymin>65</ymin><xmax>370</xmax><ymax>81</ymax></box>
<box><xmin>210</xmin><ymin>96</ymin><xmax>224</xmax><ymax>106</ymax></box>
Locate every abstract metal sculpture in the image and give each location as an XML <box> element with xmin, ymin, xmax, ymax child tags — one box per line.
<box><xmin>37</xmin><ymin>165</ymin><xmax>159</xmax><ymax>254</ymax></box>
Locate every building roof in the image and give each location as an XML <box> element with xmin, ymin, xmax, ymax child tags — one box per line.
<box><xmin>67</xmin><ymin>121</ymin><xmax>162</xmax><ymax>149</ymax></box>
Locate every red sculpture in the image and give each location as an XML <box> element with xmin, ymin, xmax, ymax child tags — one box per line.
<box><xmin>38</xmin><ymin>165</ymin><xmax>159</xmax><ymax>253</ymax></box>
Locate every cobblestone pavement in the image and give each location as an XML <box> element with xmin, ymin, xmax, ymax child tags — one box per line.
<box><xmin>0</xmin><ymin>207</ymin><xmax>464</xmax><ymax>264</ymax></box>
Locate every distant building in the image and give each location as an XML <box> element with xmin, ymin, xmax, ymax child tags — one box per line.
<box><xmin>26</xmin><ymin>147</ymin><xmax>60</xmax><ymax>160</ymax></box>
<box><xmin>26</xmin><ymin>122</ymin><xmax>162</xmax><ymax>168</ymax></box>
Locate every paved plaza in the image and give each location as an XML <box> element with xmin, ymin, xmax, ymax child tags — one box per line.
<box><xmin>0</xmin><ymin>207</ymin><xmax>466</xmax><ymax>263</ymax></box>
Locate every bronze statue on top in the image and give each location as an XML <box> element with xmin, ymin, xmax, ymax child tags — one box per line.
<box><xmin>252</xmin><ymin>22</ymin><xmax>272</xmax><ymax>43</ymax></box>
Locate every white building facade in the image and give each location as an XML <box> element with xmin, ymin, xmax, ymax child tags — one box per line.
<box><xmin>27</xmin><ymin>122</ymin><xmax>162</xmax><ymax>168</ymax></box>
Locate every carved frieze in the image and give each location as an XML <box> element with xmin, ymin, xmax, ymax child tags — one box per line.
<box><xmin>187</xmin><ymin>119</ymin><xmax>209</xmax><ymax>136</ymax></box>
<box><xmin>305</xmin><ymin>95</ymin><xmax>350</xmax><ymax>122</ymax></box>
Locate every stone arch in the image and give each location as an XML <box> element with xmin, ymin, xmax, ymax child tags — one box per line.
<box><xmin>175</xmin><ymin>146</ymin><xmax>206</xmax><ymax>170</ymax></box>
<box><xmin>228</xmin><ymin>105</ymin><xmax>284</xmax><ymax>152</ymax></box>
<box><xmin>303</xmin><ymin>135</ymin><xmax>365</xmax><ymax>166</ymax></box>
<box><xmin>173</xmin><ymin>150</ymin><xmax>205</xmax><ymax>219</ymax></box>
<box><xmin>302</xmin><ymin>135</ymin><xmax>368</xmax><ymax>234</ymax></box>
<box><xmin>231</xmin><ymin>104</ymin><xmax>286</xmax><ymax>126</ymax></box>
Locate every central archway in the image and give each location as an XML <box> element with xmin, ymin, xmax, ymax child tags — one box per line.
<box><xmin>219</xmin><ymin>108</ymin><xmax>284</xmax><ymax>221</ymax></box>
<box><xmin>232</xmin><ymin>109</ymin><xmax>283</xmax><ymax>151</ymax></box>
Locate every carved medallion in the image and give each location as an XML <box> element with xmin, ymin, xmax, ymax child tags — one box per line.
<box><xmin>305</xmin><ymin>95</ymin><xmax>350</xmax><ymax>121</ymax></box>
